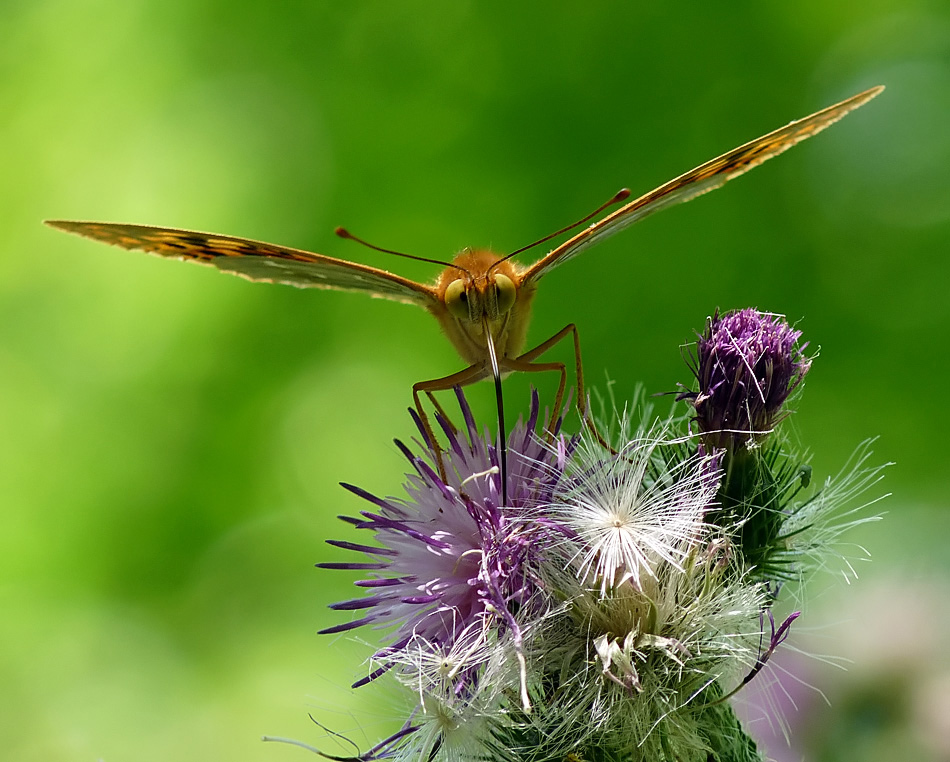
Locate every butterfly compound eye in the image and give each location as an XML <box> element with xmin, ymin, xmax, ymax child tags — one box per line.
<box><xmin>493</xmin><ymin>274</ymin><xmax>516</xmax><ymax>315</ymax></box>
<box><xmin>444</xmin><ymin>278</ymin><xmax>470</xmax><ymax>320</ymax></box>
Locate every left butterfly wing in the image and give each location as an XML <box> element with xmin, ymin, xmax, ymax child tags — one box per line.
<box><xmin>44</xmin><ymin>221</ymin><xmax>440</xmax><ymax>308</ymax></box>
<box><xmin>520</xmin><ymin>85</ymin><xmax>884</xmax><ymax>284</ymax></box>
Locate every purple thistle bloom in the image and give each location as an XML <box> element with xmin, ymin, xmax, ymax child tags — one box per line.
<box><xmin>319</xmin><ymin>389</ymin><xmax>572</xmax><ymax>695</ymax></box>
<box><xmin>681</xmin><ymin>309</ymin><xmax>812</xmax><ymax>452</ymax></box>
<box><xmin>278</xmin><ymin>373</ymin><xmax>883</xmax><ymax>762</ymax></box>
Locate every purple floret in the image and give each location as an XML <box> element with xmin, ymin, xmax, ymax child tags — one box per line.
<box><xmin>680</xmin><ymin>309</ymin><xmax>812</xmax><ymax>451</ymax></box>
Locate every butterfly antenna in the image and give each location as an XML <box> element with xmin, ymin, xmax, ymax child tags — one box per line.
<box><xmin>336</xmin><ymin>227</ymin><xmax>469</xmax><ymax>274</ymax></box>
<box><xmin>493</xmin><ymin>188</ymin><xmax>631</xmax><ymax>267</ymax></box>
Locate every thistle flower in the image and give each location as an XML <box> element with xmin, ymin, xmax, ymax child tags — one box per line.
<box><xmin>319</xmin><ymin>389</ymin><xmax>571</xmax><ymax>696</ymax></box>
<box><xmin>280</xmin><ymin>312</ymin><xmax>884</xmax><ymax>762</ymax></box>
<box><xmin>678</xmin><ymin>310</ymin><xmax>816</xmax><ymax>575</ymax></box>
<box><xmin>512</xmin><ymin>425</ymin><xmax>772</xmax><ymax>762</ymax></box>
<box><xmin>547</xmin><ymin>429</ymin><xmax>721</xmax><ymax>594</ymax></box>
<box><xmin>307</xmin><ymin>395</ymin><xmax>793</xmax><ymax>762</ymax></box>
<box><xmin>681</xmin><ymin>309</ymin><xmax>811</xmax><ymax>453</ymax></box>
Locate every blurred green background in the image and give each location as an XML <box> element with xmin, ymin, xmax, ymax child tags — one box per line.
<box><xmin>2</xmin><ymin>2</ymin><xmax>948</xmax><ymax>760</ymax></box>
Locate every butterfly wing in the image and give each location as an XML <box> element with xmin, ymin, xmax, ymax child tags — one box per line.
<box><xmin>520</xmin><ymin>85</ymin><xmax>884</xmax><ymax>284</ymax></box>
<box><xmin>44</xmin><ymin>220</ymin><xmax>440</xmax><ymax>308</ymax></box>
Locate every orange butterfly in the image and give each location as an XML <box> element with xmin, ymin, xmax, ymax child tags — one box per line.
<box><xmin>47</xmin><ymin>86</ymin><xmax>882</xmax><ymax>489</ymax></box>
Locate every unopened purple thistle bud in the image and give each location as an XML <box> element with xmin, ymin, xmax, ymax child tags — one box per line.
<box><xmin>681</xmin><ymin>309</ymin><xmax>812</xmax><ymax>452</ymax></box>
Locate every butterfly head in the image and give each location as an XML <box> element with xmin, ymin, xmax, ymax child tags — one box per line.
<box><xmin>439</xmin><ymin>250</ymin><xmax>519</xmax><ymax>327</ymax></box>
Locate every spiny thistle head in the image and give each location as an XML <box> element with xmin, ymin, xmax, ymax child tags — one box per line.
<box><xmin>681</xmin><ymin>309</ymin><xmax>812</xmax><ymax>453</ymax></box>
<box><xmin>285</xmin><ymin>315</ymin><xmax>885</xmax><ymax>762</ymax></box>
<box><xmin>519</xmin><ymin>425</ymin><xmax>770</xmax><ymax>762</ymax></box>
<box><xmin>547</xmin><ymin>430</ymin><xmax>721</xmax><ymax>595</ymax></box>
<box><xmin>306</xmin><ymin>391</ymin><xmax>842</xmax><ymax>762</ymax></box>
<box><xmin>318</xmin><ymin>388</ymin><xmax>571</xmax><ymax>694</ymax></box>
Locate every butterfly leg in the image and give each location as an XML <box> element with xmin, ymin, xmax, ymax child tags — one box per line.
<box><xmin>507</xmin><ymin>323</ymin><xmax>613</xmax><ymax>451</ymax></box>
<box><xmin>425</xmin><ymin>391</ymin><xmax>459</xmax><ymax>436</ymax></box>
<box><xmin>509</xmin><ymin>323</ymin><xmax>583</xmax><ymax>423</ymax></box>
<box><xmin>412</xmin><ymin>363</ymin><xmax>488</xmax><ymax>482</ymax></box>
<box><xmin>501</xmin><ymin>353</ymin><xmax>569</xmax><ymax>436</ymax></box>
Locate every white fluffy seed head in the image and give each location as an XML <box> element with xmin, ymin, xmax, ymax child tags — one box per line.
<box><xmin>550</xmin><ymin>428</ymin><xmax>721</xmax><ymax>595</ymax></box>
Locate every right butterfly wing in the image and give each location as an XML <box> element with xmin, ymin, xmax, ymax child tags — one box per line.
<box><xmin>520</xmin><ymin>85</ymin><xmax>884</xmax><ymax>284</ymax></box>
<box><xmin>44</xmin><ymin>220</ymin><xmax>440</xmax><ymax>308</ymax></box>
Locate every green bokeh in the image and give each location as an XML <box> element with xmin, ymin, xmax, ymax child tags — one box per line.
<box><xmin>2</xmin><ymin>2</ymin><xmax>948</xmax><ymax>760</ymax></box>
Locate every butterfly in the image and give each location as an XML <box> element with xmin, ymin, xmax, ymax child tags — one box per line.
<box><xmin>47</xmin><ymin>85</ymin><xmax>882</xmax><ymax>496</ymax></box>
